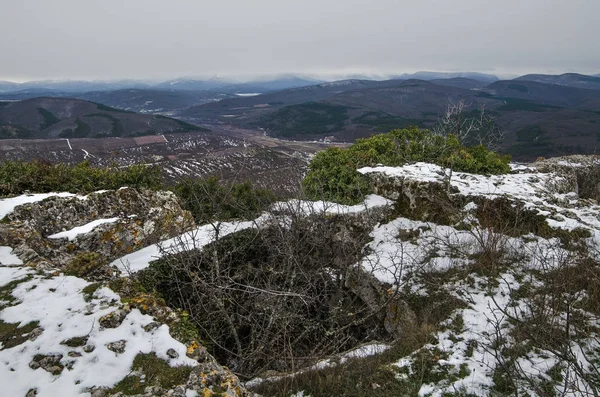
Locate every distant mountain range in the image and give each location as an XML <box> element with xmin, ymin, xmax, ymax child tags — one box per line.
<box><xmin>515</xmin><ymin>73</ymin><xmax>600</xmax><ymax>90</ymax></box>
<box><xmin>180</xmin><ymin>73</ymin><xmax>600</xmax><ymax>160</ymax></box>
<box><xmin>154</xmin><ymin>76</ymin><xmax>324</xmax><ymax>93</ymax></box>
<box><xmin>0</xmin><ymin>97</ymin><xmax>207</xmax><ymax>139</ymax></box>
<box><xmin>390</xmin><ymin>71</ymin><xmax>499</xmax><ymax>83</ymax></box>
<box><xmin>0</xmin><ymin>80</ymin><xmax>153</xmax><ymax>93</ymax></box>
<box><xmin>0</xmin><ymin>72</ymin><xmax>499</xmax><ymax>95</ymax></box>
<box><xmin>0</xmin><ymin>76</ymin><xmax>324</xmax><ymax>94</ymax></box>
<box><xmin>2</xmin><ymin>71</ymin><xmax>600</xmax><ymax>160</ymax></box>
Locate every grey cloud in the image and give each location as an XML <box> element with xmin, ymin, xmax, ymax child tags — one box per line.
<box><xmin>1</xmin><ymin>0</ymin><xmax>598</xmax><ymax>81</ymax></box>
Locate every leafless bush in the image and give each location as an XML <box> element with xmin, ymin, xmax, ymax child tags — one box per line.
<box><xmin>487</xmin><ymin>240</ymin><xmax>600</xmax><ymax>396</ymax></box>
<box><xmin>137</xmin><ymin>201</ymin><xmax>407</xmax><ymax>379</ymax></box>
<box><xmin>433</xmin><ymin>99</ymin><xmax>504</xmax><ymax>151</ymax></box>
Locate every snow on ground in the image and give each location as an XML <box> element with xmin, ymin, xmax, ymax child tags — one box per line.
<box><xmin>2</xmin><ymin>163</ymin><xmax>597</xmax><ymax>395</ymax></box>
<box><xmin>245</xmin><ymin>342</ymin><xmax>391</xmax><ymax>388</ymax></box>
<box><xmin>0</xmin><ymin>193</ymin><xmax>81</xmax><ymax>219</ymax></box>
<box><xmin>270</xmin><ymin>194</ymin><xmax>393</xmax><ymax>216</ymax></box>
<box><xmin>339</xmin><ymin>343</ymin><xmax>390</xmax><ymax>364</ymax></box>
<box><xmin>360</xmin><ymin>162</ymin><xmax>600</xmax><ymax>244</ymax></box>
<box><xmin>423</xmin><ymin>274</ymin><xmax>518</xmax><ymax>396</ymax></box>
<box><xmin>0</xmin><ymin>246</ymin><xmax>24</xmax><ymax>265</ymax></box>
<box><xmin>0</xmin><ymin>266</ymin><xmax>196</xmax><ymax>397</ymax></box>
<box><xmin>359</xmin><ymin>216</ymin><xmax>476</xmax><ymax>285</ymax></box>
<box><xmin>110</xmin><ymin>219</ymin><xmax>263</xmax><ymax>273</ymax></box>
<box><xmin>113</xmin><ymin>194</ymin><xmax>390</xmax><ymax>274</ymax></box>
<box><xmin>353</xmin><ymin>163</ymin><xmax>600</xmax><ymax>395</ymax></box>
<box><xmin>48</xmin><ymin>218</ymin><xmax>120</xmax><ymax>241</ymax></box>
<box><xmin>359</xmin><ymin>163</ymin><xmax>560</xmax><ymax>202</ymax></box>
<box><xmin>0</xmin><ymin>266</ymin><xmax>33</xmax><ymax>288</ymax></box>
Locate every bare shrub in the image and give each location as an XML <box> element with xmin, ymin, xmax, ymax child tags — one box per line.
<box><xmin>137</xmin><ymin>203</ymin><xmax>402</xmax><ymax>379</ymax></box>
<box><xmin>487</xmin><ymin>241</ymin><xmax>600</xmax><ymax>396</ymax></box>
<box><xmin>433</xmin><ymin>99</ymin><xmax>504</xmax><ymax>151</ymax></box>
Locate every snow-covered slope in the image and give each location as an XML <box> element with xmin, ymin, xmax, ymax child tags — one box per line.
<box><xmin>352</xmin><ymin>160</ymin><xmax>600</xmax><ymax>396</ymax></box>
<box><xmin>2</xmin><ymin>157</ymin><xmax>600</xmax><ymax>396</ymax></box>
<box><xmin>0</xmin><ymin>268</ymin><xmax>195</xmax><ymax>397</ymax></box>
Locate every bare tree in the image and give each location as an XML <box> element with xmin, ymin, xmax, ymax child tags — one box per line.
<box><xmin>433</xmin><ymin>99</ymin><xmax>504</xmax><ymax>151</ymax></box>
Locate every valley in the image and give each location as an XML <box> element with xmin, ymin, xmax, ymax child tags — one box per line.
<box><xmin>0</xmin><ymin>128</ymin><xmax>341</xmax><ymax>196</ymax></box>
<box><xmin>3</xmin><ymin>72</ymin><xmax>600</xmax><ymax>162</ymax></box>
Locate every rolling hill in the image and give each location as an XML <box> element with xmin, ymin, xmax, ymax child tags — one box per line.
<box><xmin>178</xmin><ymin>76</ymin><xmax>600</xmax><ymax>160</ymax></box>
<box><xmin>155</xmin><ymin>76</ymin><xmax>324</xmax><ymax>93</ymax></box>
<box><xmin>429</xmin><ymin>77</ymin><xmax>488</xmax><ymax>89</ymax></box>
<box><xmin>484</xmin><ymin>80</ymin><xmax>600</xmax><ymax>110</ymax></box>
<box><xmin>391</xmin><ymin>71</ymin><xmax>499</xmax><ymax>83</ymax></box>
<box><xmin>0</xmin><ymin>89</ymin><xmax>233</xmax><ymax>113</ymax></box>
<box><xmin>515</xmin><ymin>73</ymin><xmax>600</xmax><ymax>90</ymax></box>
<box><xmin>252</xmin><ymin>80</ymin><xmax>501</xmax><ymax>139</ymax></box>
<box><xmin>2</xmin><ymin>73</ymin><xmax>600</xmax><ymax>161</ymax></box>
<box><xmin>180</xmin><ymin>79</ymin><xmax>411</xmax><ymax>123</ymax></box>
<box><xmin>0</xmin><ymin>97</ymin><xmax>208</xmax><ymax>139</ymax></box>
<box><xmin>77</xmin><ymin>89</ymin><xmax>233</xmax><ymax>113</ymax></box>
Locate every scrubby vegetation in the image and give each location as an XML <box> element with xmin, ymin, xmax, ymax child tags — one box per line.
<box><xmin>0</xmin><ymin>160</ymin><xmax>163</xmax><ymax>196</ymax></box>
<box><xmin>302</xmin><ymin>126</ymin><xmax>511</xmax><ymax>204</ymax></box>
<box><xmin>137</xmin><ymin>212</ymin><xmax>389</xmax><ymax>379</ymax></box>
<box><xmin>85</xmin><ymin>113</ymin><xmax>124</xmax><ymax>136</ymax></box>
<box><xmin>153</xmin><ymin>115</ymin><xmax>208</xmax><ymax>132</ymax></box>
<box><xmin>353</xmin><ymin>111</ymin><xmax>427</xmax><ymax>132</ymax></box>
<box><xmin>59</xmin><ymin>118</ymin><xmax>91</xmax><ymax>138</ymax></box>
<box><xmin>0</xmin><ymin>124</ymin><xmax>33</xmax><ymax>139</ymax></box>
<box><xmin>172</xmin><ymin>176</ymin><xmax>276</xmax><ymax>224</ymax></box>
<box><xmin>108</xmin><ymin>353</ymin><xmax>193</xmax><ymax>395</ymax></box>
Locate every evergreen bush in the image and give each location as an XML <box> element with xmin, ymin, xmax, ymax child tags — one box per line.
<box><xmin>302</xmin><ymin>126</ymin><xmax>511</xmax><ymax>204</ymax></box>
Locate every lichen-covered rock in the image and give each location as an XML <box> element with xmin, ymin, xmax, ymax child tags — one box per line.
<box><xmin>99</xmin><ymin>309</ymin><xmax>129</xmax><ymax>329</ymax></box>
<box><xmin>106</xmin><ymin>340</ymin><xmax>127</xmax><ymax>354</ymax></box>
<box><xmin>29</xmin><ymin>354</ymin><xmax>64</xmax><ymax>375</ymax></box>
<box><xmin>0</xmin><ymin>188</ymin><xmax>194</xmax><ymax>275</ymax></box>
<box><xmin>364</xmin><ymin>170</ymin><xmax>464</xmax><ymax>224</ymax></box>
<box><xmin>532</xmin><ymin>155</ymin><xmax>600</xmax><ymax>201</ymax></box>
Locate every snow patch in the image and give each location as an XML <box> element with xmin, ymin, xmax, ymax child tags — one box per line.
<box><xmin>48</xmin><ymin>218</ymin><xmax>120</xmax><ymax>241</ymax></box>
<box><xmin>0</xmin><ymin>246</ymin><xmax>23</xmax><ymax>266</ymax></box>
<box><xmin>0</xmin><ymin>193</ymin><xmax>80</xmax><ymax>219</ymax></box>
<box><xmin>271</xmin><ymin>194</ymin><xmax>392</xmax><ymax>216</ymax></box>
<box><xmin>111</xmin><ymin>218</ymin><xmax>265</xmax><ymax>273</ymax></box>
<box><xmin>0</xmin><ymin>269</ymin><xmax>196</xmax><ymax>397</ymax></box>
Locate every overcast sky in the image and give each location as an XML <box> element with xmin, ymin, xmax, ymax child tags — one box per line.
<box><xmin>1</xmin><ymin>0</ymin><xmax>598</xmax><ymax>82</ymax></box>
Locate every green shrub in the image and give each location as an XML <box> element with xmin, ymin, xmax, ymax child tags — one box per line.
<box><xmin>258</xmin><ymin>102</ymin><xmax>349</xmax><ymax>137</ymax></box>
<box><xmin>108</xmin><ymin>353</ymin><xmax>193</xmax><ymax>395</ymax></box>
<box><xmin>302</xmin><ymin>127</ymin><xmax>511</xmax><ymax>204</ymax></box>
<box><xmin>301</xmin><ymin>147</ymin><xmax>372</xmax><ymax>204</ymax></box>
<box><xmin>172</xmin><ymin>176</ymin><xmax>276</xmax><ymax>224</ymax></box>
<box><xmin>445</xmin><ymin>144</ymin><xmax>511</xmax><ymax>175</ymax></box>
<box><xmin>0</xmin><ymin>160</ymin><xmax>163</xmax><ymax>196</ymax></box>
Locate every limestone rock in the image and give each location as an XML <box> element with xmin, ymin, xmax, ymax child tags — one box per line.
<box><xmin>166</xmin><ymin>348</ymin><xmax>179</xmax><ymax>359</ymax></box>
<box><xmin>99</xmin><ymin>309</ymin><xmax>128</xmax><ymax>329</ymax></box>
<box><xmin>0</xmin><ymin>188</ymin><xmax>194</xmax><ymax>275</ymax></box>
<box><xmin>106</xmin><ymin>340</ymin><xmax>127</xmax><ymax>354</ymax></box>
<box><xmin>532</xmin><ymin>155</ymin><xmax>600</xmax><ymax>201</ymax></box>
<box><xmin>29</xmin><ymin>354</ymin><xmax>64</xmax><ymax>375</ymax></box>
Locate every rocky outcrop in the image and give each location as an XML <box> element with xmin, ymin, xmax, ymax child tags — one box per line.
<box><xmin>531</xmin><ymin>155</ymin><xmax>600</xmax><ymax>201</ymax></box>
<box><xmin>0</xmin><ymin>188</ymin><xmax>194</xmax><ymax>274</ymax></box>
<box><xmin>362</xmin><ymin>168</ymin><xmax>464</xmax><ymax>224</ymax></box>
